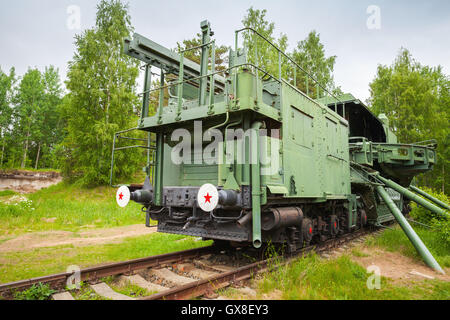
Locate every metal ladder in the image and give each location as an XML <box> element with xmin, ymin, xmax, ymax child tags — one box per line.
<box><xmin>110</xmin><ymin>128</ymin><xmax>156</xmax><ymax>188</ymax></box>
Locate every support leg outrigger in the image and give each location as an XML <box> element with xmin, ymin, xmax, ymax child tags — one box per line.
<box><xmin>372</xmin><ymin>174</ymin><xmax>448</xmax><ymax>275</ymax></box>
<box><xmin>376</xmin><ymin>186</ymin><xmax>445</xmax><ymax>274</ymax></box>
<box><xmin>377</xmin><ymin>175</ymin><xmax>449</xmax><ymax>218</ymax></box>
<box><xmin>409</xmin><ymin>185</ymin><xmax>450</xmax><ymax>211</ymax></box>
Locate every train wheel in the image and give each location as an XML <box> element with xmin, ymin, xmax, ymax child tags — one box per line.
<box><xmin>330</xmin><ymin>215</ymin><xmax>339</xmax><ymax>236</ymax></box>
<box><xmin>302</xmin><ymin>218</ymin><xmax>313</xmax><ymax>244</ymax></box>
<box><xmin>360</xmin><ymin>209</ymin><xmax>368</xmax><ymax>228</ymax></box>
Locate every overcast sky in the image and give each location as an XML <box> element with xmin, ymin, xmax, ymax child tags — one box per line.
<box><xmin>1</xmin><ymin>0</ymin><xmax>449</xmax><ymax>102</ymax></box>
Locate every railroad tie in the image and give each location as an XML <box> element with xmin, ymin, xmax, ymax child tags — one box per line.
<box><xmin>236</xmin><ymin>287</ymin><xmax>257</xmax><ymax>298</ymax></box>
<box><xmin>150</xmin><ymin>268</ymin><xmax>198</xmax><ymax>286</ymax></box>
<box><xmin>120</xmin><ymin>275</ymin><xmax>168</xmax><ymax>293</ymax></box>
<box><xmin>90</xmin><ymin>283</ymin><xmax>135</xmax><ymax>300</ymax></box>
<box><xmin>185</xmin><ymin>267</ymin><xmax>220</xmax><ymax>280</ymax></box>
<box><xmin>193</xmin><ymin>260</ymin><xmax>234</xmax><ymax>273</ymax></box>
<box><xmin>52</xmin><ymin>292</ymin><xmax>75</xmax><ymax>300</ymax></box>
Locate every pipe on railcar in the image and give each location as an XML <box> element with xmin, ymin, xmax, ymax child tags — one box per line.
<box><xmin>409</xmin><ymin>185</ymin><xmax>450</xmax><ymax>211</ymax></box>
<box><xmin>218</xmin><ymin>189</ymin><xmax>238</xmax><ymax>206</ymax></box>
<box><xmin>237</xmin><ymin>211</ymin><xmax>252</xmax><ymax>227</ymax></box>
<box><xmin>251</xmin><ymin>121</ymin><xmax>264</xmax><ymax>248</ymax></box>
<box><xmin>154</xmin><ymin>133</ymin><xmax>164</xmax><ymax>206</ymax></box>
<box><xmin>376</xmin><ymin>175</ymin><xmax>449</xmax><ymax>218</ymax></box>
<box><xmin>261</xmin><ymin>207</ymin><xmax>303</xmax><ymax>231</ymax></box>
<box><xmin>376</xmin><ymin>186</ymin><xmax>445</xmax><ymax>274</ymax></box>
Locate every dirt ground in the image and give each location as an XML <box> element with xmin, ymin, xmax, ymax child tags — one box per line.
<box><xmin>0</xmin><ymin>170</ymin><xmax>62</xmax><ymax>193</ymax></box>
<box><xmin>0</xmin><ymin>224</ymin><xmax>157</xmax><ymax>252</ymax></box>
<box><xmin>338</xmin><ymin>245</ymin><xmax>450</xmax><ymax>283</ymax></box>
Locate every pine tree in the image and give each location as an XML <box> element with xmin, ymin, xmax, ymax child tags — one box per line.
<box><xmin>63</xmin><ymin>0</ymin><xmax>140</xmax><ymax>185</ymax></box>
<box><xmin>176</xmin><ymin>36</ymin><xmax>229</xmax><ymax>72</ymax></box>
<box><xmin>0</xmin><ymin>67</ymin><xmax>16</xmax><ymax>167</ymax></box>
<box><xmin>292</xmin><ymin>31</ymin><xmax>340</xmax><ymax>98</ymax></box>
<box><xmin>241</xmin><ymin>7</ymin><xmax>289</xmax><ymax>78</ymax></box>
<box><xmin>369</xmin><ymin>48</ymin><xmax>449</xmax><ymax>193</ymax></box>
<box><xmin>240</xmin><ymin>8</ymin><xmax>339</xmax><ymax>98</ymax></box>
<box><xmin>15</xmin><ymin>68</ymin><xmax>45</xmax><ymax>168</ymax></box>
<box><xmin>35</xmin><ymin>66</ymin><xmax>63</xmax><ymax>169</ymax></box>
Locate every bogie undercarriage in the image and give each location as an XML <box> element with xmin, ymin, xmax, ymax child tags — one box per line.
<box><xmin>148</xmin><ymin>195</ymin><xmax>373</xmax><ymax>254</ymax></box>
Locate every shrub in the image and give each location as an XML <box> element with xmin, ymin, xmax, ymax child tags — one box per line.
<box><xmin>0</xmin><ymin>197</ymin><xmax>35</xmax><ymax>218</ymax></box>
<box><xmin>430</xmin><ymin>218</ymin><xmax>450</xmax><ymax>248</ymax></box>
<box><xmin>409</xmin><ymin>187</ymin><xmax>449</xmax><ymax>247</ymax></box>
<box><xmin>14</xmin><ymin>283</ymin><xmax>56</xmax><ymax>300</ymax></box>
<box><xmin>409</xmin><ymin>187</ymin><xmax>449</xmax><ymax>224</ymax></box>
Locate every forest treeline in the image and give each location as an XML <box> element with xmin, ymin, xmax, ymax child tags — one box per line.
<box><xmin>0</xmin><ymin>1</ymin><xmax>448</xmax><ymax>192</ymax></box>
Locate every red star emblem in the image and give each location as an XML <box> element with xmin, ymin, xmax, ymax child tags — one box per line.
<box><xmin>119</xmin><ymin>193</ymin><xmax>124</xmax><ymax>201</ymax></box>
<box><xmin>204</xmin><ymin>193</ymin><xmax>212</xmax><ymax>204</ymax></box>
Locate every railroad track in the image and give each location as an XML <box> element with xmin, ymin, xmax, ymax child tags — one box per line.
<box><xmin>0</xmin><ymin>228</ymin><xmax>382</xmax><ymax>300</ymax></box>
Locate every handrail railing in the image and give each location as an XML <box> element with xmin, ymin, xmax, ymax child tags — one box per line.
<box><xmin>139</xmin><ymin>62</ymin><xmax>277</xmax><ymax>97</ymax></box>
<box><xmin>138</xmin><ymin>62</ymin><xmax>341</xmax><ymax>122</ymax></box>
<box><xmin>411</xmin><ymin>139</ymin><xmax>437</xmax><ymax>147</ymax></box>
<box><xmin>110</xmin><ymin>128</ymin><xmax>156</xmax><ymax>187</ymax></box>
<box><xmin>234</xmin><ymin>27</ymin><xmax>345</xmax><ymax>111</ymax></box>
<box><xmin>138</xmin><ymin>27</ymin><xmax>348</xmax><ymax>122</ymax></box>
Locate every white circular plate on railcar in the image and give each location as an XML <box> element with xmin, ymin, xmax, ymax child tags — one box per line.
<box><xmin>116</xmin><ymin>186</ymin><xmax>131</xmax><ymax>208</ymax></box>
<box><xmin>197</xmin><ymin>184</ymin><xmax>219</xmax><ymax>212</ymax></box>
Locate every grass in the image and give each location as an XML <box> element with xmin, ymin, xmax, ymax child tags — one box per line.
<box><xmin>70</xmin><ymin>281</ymin><xmax>107</xmax><ymax>300</ymax></box>
<box><xmin>219</xmin><ymin>224</ymin><xmax>450</xmax><ymax>300</ymax></box>
<box><xmin>104</xmin><ymin>276</ymin><xmax>156</xmax><ymax>298</ymax></box>
<box><xmin>0</xmin><ymin>182</ymin><xmax>146</xmax><ymax>236</ymax></box>
<box><xmin>0</xmin><ymin>233</ymin><xmax>212</xmax><ymax>284</ymax></box>
<box><xmin>248</xmin><ymin>253</ymin><xmax>450</xmax><ymax>300</ymax></box>
<box><xmin>0</xmin><ymin>190</ymin><xmax>18</xmax><ymax>197</ymax></box>
<box><xmin>365</xmin><ymin>224</ymin><xmax>450</xmax><ymax>268</ymax></box>
<box><xmin>14</xmin><ymin>283</ymin><xmax>56</xmax><ymax>300</ymax></box>
<box><xmin>0</xmin><ymin>181</ymin><xmax>212</xmax><ymax>286</ymax></box>
<box><xmin>351</xmin><ymin>248</ymin><xmax>370</xmax><ymax>257</ymax></box>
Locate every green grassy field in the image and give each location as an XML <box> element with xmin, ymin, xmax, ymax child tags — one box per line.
<box><xmin>0</xmin><ymin>182</ymin><xmax>212</xmax><ymax>284</ymax></box>
<box><xmin>0</xmin><ymin>232</ymin><xmax>211</xmax><ymax>284</ymax></box>
<box><xmin>251</xmin><ymin>253</ymin><xmax>449</xmax><ymax>300</ymax></box>
<box><xmin>365</xmin><ymin>225</ymin><xmax>450</xmax><ymax>268</ymax></box>
<box><xmin>0</xmin><ymin>182</ymin><xmax>145</xmax><ymax>236</ymax></box>
<box><xmin>219</xmin><ymin>224</ymin><xmax>449</xmax><ymax>300</ymax></box>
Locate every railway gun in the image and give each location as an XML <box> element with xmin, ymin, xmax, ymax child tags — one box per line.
<box><xmin>111</xmin><ymin>21</ymin><xmax>448</xmax><ymax>274</ymax></box>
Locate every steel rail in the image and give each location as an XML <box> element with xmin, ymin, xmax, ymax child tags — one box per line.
<box><xmin>0</xmin><ymin>245</ymin><xmax>215</xmax><ymax>296</ymax></box>
<box><xmin>141</xmin><ymin>229</ymin><xmax>370</xmax><ymax>300</ymax></box>
<box><xmin>2</xmin><ymin>228</ymin><xmax>375</xmax><ymax>300</ymax></box>
<box><xmin>141</xmin><ymin>259</ymin><xmax>269</xmax><ymax>300</ymax></box>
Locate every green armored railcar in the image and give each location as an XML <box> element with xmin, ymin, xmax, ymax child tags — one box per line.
<box><xmin>112</xmin><ymin>21</ymin><xmax>447</xmax><ymax>272</ymax></box>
